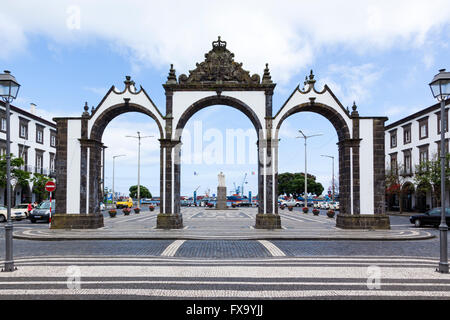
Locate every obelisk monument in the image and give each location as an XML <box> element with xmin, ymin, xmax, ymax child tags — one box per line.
<box><xmin>216</xmin><ymin>172</ymin><xmax>227</xmax><ymax>210</ymax></box>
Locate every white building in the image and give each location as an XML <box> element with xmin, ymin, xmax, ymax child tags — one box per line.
<box><xmin>0</xmin><ymin>101</ymin><xmax>56</xmax><ymax>206</ymax></box>
<box><xmin>385</xmin><ymin>99</ymin><xmax>450</xmax><ymax>212</ymax></box>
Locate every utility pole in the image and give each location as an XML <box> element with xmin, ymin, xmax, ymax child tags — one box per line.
<box><xmin>297</xmin><ymin>130</ymin><xmax>323</xmax><ymax>208</ymax></box>
<box><xmin>112</xmin><ymin>154</ymin><xmax>126</xmax><ymax>205</ymax></box>
<box><xmin>126</xmin><ymin>132</ymin><xmax>153</xmax><ymax>208</ymax></box>
<box><xmin>321</xmin><ymin>155</ymin><xmax>335</xmax><ymax>203</ymax></box>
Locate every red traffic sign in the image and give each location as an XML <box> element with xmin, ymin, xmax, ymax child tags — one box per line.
<box><xmin>45</xmin><ymin>181</ymin><xmax>56</xmax><ymax>192</ymax></box>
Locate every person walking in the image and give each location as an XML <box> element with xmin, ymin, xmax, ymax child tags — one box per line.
<box><xmin>27</xmin><ymin>203</ymin><xmax>33</xmax><ymax>217</ymax></box>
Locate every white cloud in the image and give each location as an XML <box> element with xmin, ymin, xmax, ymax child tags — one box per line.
<box><xmin>1</xmin><ymin>0</ymin><xmax>449</xmax><ymax>85</ymax></box>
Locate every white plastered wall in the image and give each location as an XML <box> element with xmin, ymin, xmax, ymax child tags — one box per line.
<box><xmin>66</xmin><ymin>119</ymin><xmax>81</xmax><ymax>214</ymax></box>
<box><xmin>171</xmin><ymin>91</ymin><xmax>267</xmax><ymax>139</ymax></box>
<box><xmin>359</xmin><ymin>119</ymin><xmax>374</xmax><ymax>215</ymax></box>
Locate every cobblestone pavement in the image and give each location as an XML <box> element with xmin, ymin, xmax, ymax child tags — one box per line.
<box><xmin>0</xmin><ymin>255</ymin><xmax>449</xmax><ymax>299</ymax></box>
<box><xmin>11</xmin><ymin>207</ymin><xmax>434</xmax><ymax>241</ymax></box>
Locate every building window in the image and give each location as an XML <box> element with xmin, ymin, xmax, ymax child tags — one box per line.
<box><xmin>49</xmin><ymin>153</ymin><xmax>55</xmax><ymax>174</ymax></box>
<box><xmin>419</xmin><ymin>145</ymin><xmax>429</xmax><ymax>164</ymax></box>
<box><xmin>36</xmin><ymin>125</ymin><xmax>44</xmax><ymax>144</ymax></box>
<box><xmin>19</xmin><ymin>123</ymin><xmax>28</xmax><ymax>139</ymax></box>
<box><xmin>0</xmin><ymin>140</ymin><xmax>6</xmax><ymax>157</ymax></box>
<box><xmin>403</xmin><ymin>150</ymin><xmax>412</xmax><ymax>175</ymax></box>
<box><xmin>436</xmin><ymin>139</ymin><xmax>450</xmax><ymax>158</ymax></box>
<box><xmin>418</xmin><ymin>118</ymin><xmax>428</xmax><ymax>140</ymax></box>
<box><xmin>0</xmin><ymin>117</ymin><xmax>6</xmax><ymax>133</ymax></box>
<box><xmin>390</xmin><ymin>130</ymin><xmax>397</xmax><ymax>148</ymax></box>
<box><xmin>50</xmin><ymin>131</ymin><xmax>56</xmax><ymax>147</ymax></box>
<box><xmin>35</xmin><ymin>151</ymin><xmax>44</xmax><ymax>174</ymax></box>
<box><xmin>437</xmin><ymin>110</ymin><xmax>449</xmax><ymax>134</ymax></box>
<box><xmin>403</xmin><ymin>125</ymin><xmax>411</xmax><ymax>144</ymax></box>
<box><xmin>390</xmin><ymin>153</ymin><xmax>397</xmax><ymax>174</ymax></box>
<box><xmin>18</xmin><ymin>144</ymin><xmax>29</xmax><ymax>170</ymax></box>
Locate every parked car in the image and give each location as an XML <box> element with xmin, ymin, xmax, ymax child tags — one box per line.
<box><xmin>116</xmin><ymin>198</ymin><xmax>133</xmax><ymax>209</ymax></box>
<box><xmin>12</xmin><ymin>203</ymin><xmax>30</xmax><ymax>218</ymax></box>
<box><xmin>0</xmin><ymin>205</ymin><xmax>27</xmax><ymax>222</ymax></box>
<box><xmin>410</xmin><ymin>208</ymin><xmax>450</xmax><ymax>227</ymax></box>
<box><xmin>29</xmin><ymin>200</ymin><xmax>56</xmax><ymax>223</ymax></box>
<box><xmin>281</xmin><ymin>200</ymin><xmax>301</xmax><ymax>207</ymax></box>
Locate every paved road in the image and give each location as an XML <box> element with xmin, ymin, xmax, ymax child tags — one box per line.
<box><xmin>1</xmin><ymin>209</ymin><xmax>448</xmax><ymax>299</ymax></box>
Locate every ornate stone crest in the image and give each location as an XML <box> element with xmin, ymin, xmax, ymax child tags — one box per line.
<box><xmin>177</xmin><ymin>37</ymin><xmax>261</xmax><ymax>85</ymax></box>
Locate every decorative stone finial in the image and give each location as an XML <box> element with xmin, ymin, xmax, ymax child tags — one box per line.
<box><xmin>304</xmin><ymin>69</ymin><xmax>316</xmax><ymax>90</ymax></box>
<box><xmin>82</xmin><ymin>102</ymin><xmax>89</xmax><ymax>117</ymax></box>
<box><xmin>262</xmin><ymin>63</ymin><xmax>273</xmax><ymax>84</ymax></box>
<box><xmin>91</xmin><ymin>106</ymin><xmax>95</xmax><ymax>114</ymax></box>
<box><xmin>124</xmin><ymin>75</ymin><xmax>135</xmax><ymax>90</ymax></box>
<box><xmin>166</xmin><ymin>64</ymin><xmax>177</xmax><ymax>84</ymax></box>
<box><xmin>351</xmin><ymin>101</ymin><xmax>359</xmax><ymax>117</ymax></box>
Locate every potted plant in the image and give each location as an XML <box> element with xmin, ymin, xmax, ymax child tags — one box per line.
<box><xmin>312</xmin><ymin>208</ymin><xmax>320</xmax><ymax>215</ymax></box>
<box><xmin>134</xmin><ymin>207</ymin><xmax>141</xmax><ymax>214</ymax></box>
<box><xmin>122</xmin><ymin>208</ymin><xmax>131</xmax><ymax>215</ymax></box>
<box><xmin>302</xmin><ymin>207</ymin><xmax>309</xmax><ymax>214</ymax></box>
<box><xmin>327</xmin><ymin>209</ymin><xmax>335</xmax><ymax>218</ymax></box>
<box><xmin>280</xmin><ymin>204</ymin><xmax>285</xmax><ymax>210</ymax></box>
<box><xmin>108</xmin><ymin>209</ymin><xmax>117</xmax><ymax>218</ymax></box>
<box><xmin>288</xmin><ymin>205</ymin><xmax>293</xmax><ymax>211</ymax></box>
<box><xmin>149</xmin><ymin>205</ymin><xmax>155</xmax><ymax>212</ymax></box>
<box><xmin>231</xmin><ymin>203</ymin><xmax>236</xmax><ymax>208</ymax></box>
<box><xmin>208</xmin><ymin>203</ymin><xmax>214</xmax><ymax>208</ymax></box>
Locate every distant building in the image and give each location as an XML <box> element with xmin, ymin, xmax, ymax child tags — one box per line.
<box><xmin>0</xmin><ymin>101</ymin><xmax>56</xmax><ymax>206</ymax></box>
<box><xmin>385</xmin><ymin>98</ymin><xmax>450</xmax><ymax>212</ymax></box>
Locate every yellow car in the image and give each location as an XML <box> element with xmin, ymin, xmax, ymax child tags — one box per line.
<box><xmin>116</xmin><ymin>198</ymin><xmax>133</xmax><ymax>209</ymax></box>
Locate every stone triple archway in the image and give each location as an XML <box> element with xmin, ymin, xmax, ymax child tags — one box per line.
<box><xmin>51</xmin><ymin>37</ymin><xmax>390</xmax><ymax>230</ymax></box>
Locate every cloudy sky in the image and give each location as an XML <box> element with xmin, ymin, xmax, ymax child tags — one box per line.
<box><xmin>2</xmin><ymin>0</ymin><xmax>449</xmax><ymax>197</ymax></box>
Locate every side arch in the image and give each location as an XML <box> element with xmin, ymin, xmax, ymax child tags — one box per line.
<box><xmin>274</xmin><ymin>102</ymin><xmax>351</xmax><ymax>141</ymax></box>
<box><xmin>89</xmin><ymin>102</ymin><xmax>164</xmax><ymax>141</ymax></box>
<box><xmin>274</xmin><ymin>102</ymin><xmax>353</xmax><ymax>216</ymax></box>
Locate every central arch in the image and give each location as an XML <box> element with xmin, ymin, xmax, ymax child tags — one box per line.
<box><xmin>174</xmin><ymin>95</ymin><xmax>263</xmax><ymax>140</ymax></box>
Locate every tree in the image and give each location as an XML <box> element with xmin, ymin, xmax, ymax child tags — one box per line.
<box><xmin>31</xmin><ymin>173</ymin><xmax>53</xmax><ymax>202</ymax></box>
<box><xmin>385</xmin><ymin>162</ymin><xmax>408</xmax><ymax>213</ymax></box>
<box><xmin>0</xmin><ymin>154</ymin><xmax>30</xmax><ymax>189</ymax></box>
<box><xmin>129</xmin><ymin>185</ymin><xmax>152</xmax><ymax>199</ymax></box>
<box><xmin>277</xmin><ymin>172</ymin><xmax>324</xmax><ymax>198</ymax></box>
<box><xmin>414</xmin><ymin>153</ymin><xmax>450</xmax><ymax>208</ymax></box>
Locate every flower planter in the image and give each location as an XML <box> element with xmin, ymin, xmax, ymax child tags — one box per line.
<box><xmin>327</xmin><ymin>210</ymin><xmax>335</xmax><ymax>218</ymax></box>
<box><xmin>149</xmin><ymin>206</ymin><xmax>155</xmax><ymax>212</ymax></box>
<box><xmin>280</xmin><ymin>205</ymin><xmax>285</xmax><ymax>210</ymax></box>
<box><xmin>302</xmin><ymin>207</ymin><xmax>309</xmax><ymax>214</ymax></box>
<box><xmin>122</xmin><ymin>208</ymin><xmax>131</xmax><ymax>215</ymax></box>
<box><xmin>134</xmin><ymin>208</ymin><xmax>141</xmax><ymax>214</ymax></box>
<box><xmin>231</xmin><ymin>203</ymin><xmax>237</xmax><ymax>208</ymax></box>
<box><xmin>288</xmin><ymin>206</ymin><xmax>293</xmax><ymax>211</ymax></box>
<box><xmin>108</xmin><ymin>210</ymin><xmax>117</xmax><ymax>218</ymax></box>
<box><xmin>312</xmin><ymin>209</ymin><xmax>320</xmax><ymax>216</ymax></box>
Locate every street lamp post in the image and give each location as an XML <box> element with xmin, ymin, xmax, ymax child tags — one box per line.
<box><xmin>0</xmin><ymin>70</ymin><xmax>20</xmax><ymax>272</ymax></box>
<box><xmin>112</xmin><ymin>155</ymin><xmax>126</xmax><ymax>205</ymax></box>
<box><xmin>429</xmin><ymin>68</ymin><xmax>450</xmax><ymax>274</ymax></box>
<box><xmin>297</xmin><ymin>130</ymin><xmax>323</xmax><ymax>208</ymax></box>
<box><xmin>126</xmin><ymin>132</ymin><xmax>153</xmax><ymax>208</ymax></box>
<box><xmin>321</xmin><ymin>155</ymin><xmax>335</xmax><ymax>203</ymax></box>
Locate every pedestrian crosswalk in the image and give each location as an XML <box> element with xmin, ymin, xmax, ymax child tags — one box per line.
<box><xmin>0</xmin><ymin>255</ymin><xmax>448</xmax><ymax>299</ymax></box>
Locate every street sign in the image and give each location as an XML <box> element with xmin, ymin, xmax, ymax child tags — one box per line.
<box><xmin>45</xmin><ymin>181</ymin><xmax>56</xmax><ymax>192</ymax></box>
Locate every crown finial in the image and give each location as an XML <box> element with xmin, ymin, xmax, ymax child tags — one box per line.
<box><xmin>212</xmin><ymin>36</ymin><xmax>227</xmax><ymax>50</ymax></box>
<box><xmin>124</xmin><ymin>75</ymin><xmax>135</xmax><ymax>90</ymax></box>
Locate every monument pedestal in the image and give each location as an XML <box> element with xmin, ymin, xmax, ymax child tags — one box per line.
<box><xmin>216</xmin><ymin>186</ymin><xmax>227</xmax><ymax>210</ymax></box>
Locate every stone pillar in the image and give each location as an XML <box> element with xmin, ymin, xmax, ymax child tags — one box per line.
<box><xmin>255</xmin><ymin>138</ymin><xmax>281</xmax><ymax>229</ymax></box>
<box><xmin>216</xmin><ymin>186</ymin><xmax>227</xmax><ymax>209</ymax></box>
<box><xmin>157</xmin><ymin>138</ymin><xmax>183</xmax><ymax>229</ymax></box>
<box><xmin>54</xmin><ymin>119</ymin><xmax>67</xmax><ymax>216</ymax></box>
